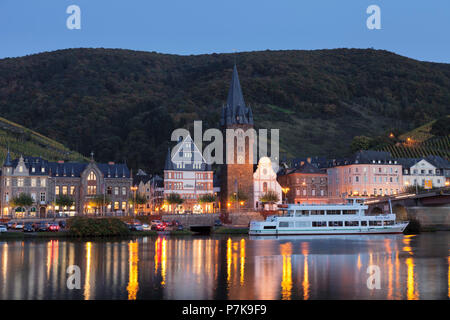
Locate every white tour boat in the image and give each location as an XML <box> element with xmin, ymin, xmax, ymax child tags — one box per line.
<box><xmin>249</xmin><ymin>198</ymin><xmax>409</xmax><ymax>236</ymax></box>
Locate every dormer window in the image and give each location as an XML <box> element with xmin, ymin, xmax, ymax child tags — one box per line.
<box><xmin>41</xmin><ymin>167</ymin><xmax>45</xmax><ymax>173</ymax></box>
<box><xmin>32</xmin><ymin>167</ymin><xmax>35</xmax><ymax>173</ymax></box>
<box><xmin>18</xmin><ymin>166</ymin><xmax>23</xmax><ymax>173</ymax></box>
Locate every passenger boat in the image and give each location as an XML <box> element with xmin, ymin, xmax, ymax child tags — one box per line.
<box><xmin>249</xmin><ymin>198</ymin><xmax>409</xmax><ymax>235</ymax></box>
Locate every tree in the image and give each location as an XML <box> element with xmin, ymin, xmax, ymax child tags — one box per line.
<box><xmin>129</xmin><ymin>192</ymin><xmax>147</xmax><ymax>205</ymax></box>
<box><xmin>55</xmin><ymin>194</ymin><xmax>75</xmax><ymax>215</ymax></box>
<box><xmin>166</xmin><ymin>193</ymin><xmax>184</xmax><ymax>213</ymax></box>
<box><xmin>10</xmin><ymin>193</ymin><xmax>34</xmax><ymax>216</ymax></box>
<box><xmin>350</xmin><ymin>136</ymin><xmax>373</xmax><ymax>153</ymax></box>
<box><xmin>90</xmin><ymin>194</ymin><xmax>111</xmax><ymax>215</ymax></box>
<box><xmin>260</xmin><ymin>190</ymin><xmax>280</xmax><ymax>203</ymax></box>
<box><xmin>198</xmin><ymin>193</ymin><xmax>217</xmax><ymax>203</ymax></box>
<box><xmin>198</xmin><ymin>193</ymin><xmax>217</xmax><ymax>213</ymax></box>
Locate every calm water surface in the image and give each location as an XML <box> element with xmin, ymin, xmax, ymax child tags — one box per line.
<box><xmin>0</xmin><ymin>232</ymin><xmax>449</xmax><ymax>300</ymax></box>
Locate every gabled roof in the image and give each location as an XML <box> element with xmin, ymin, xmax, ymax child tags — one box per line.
<box><xmin>164</xmin><ymin>135</ymin><xmax>212</xmax><ymax>172</ymax></box>
<box><xmin>426</xmin><ymin>155</ymin><xmax>450</xmax><ymax>169</ymax></box>
<box><xmin>220</xmin><ymin>65</ymin><xmax>253</xmax><ymax>126</ymax></box>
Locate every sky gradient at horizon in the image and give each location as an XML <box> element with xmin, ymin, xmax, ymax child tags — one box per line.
<box><xmin>1</xmin><ymin>0</ymin><xmax>449</xmax><ymax>63</ymax></box>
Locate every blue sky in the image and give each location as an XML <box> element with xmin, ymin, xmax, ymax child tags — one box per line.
<box><xmin>0</xmin><ymin>0</ymin><xmax>449</xmax><ymax>62</ymax></box>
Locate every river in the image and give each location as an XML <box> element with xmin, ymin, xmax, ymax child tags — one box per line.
<box><xmin>0</xmin><ymin>232</ymin><xmax>449</xmax><ymax>300</ymax></box>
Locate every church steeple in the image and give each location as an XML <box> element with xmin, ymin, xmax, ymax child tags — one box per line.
<box><xmin>3</xmin><ymin>149</ymin><xmax>12</xmax><ymax>167</ymax></box>
<box><xmin>220</xmin><ymin>64</ymin><xmax>253</xmax><ymax>126</ymax></box>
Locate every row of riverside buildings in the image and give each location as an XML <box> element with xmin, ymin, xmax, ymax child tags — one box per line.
<box><xmin>0</xmin><ymin>153</ymin><xmax>132</xmax><ymax>218</ymax></box>
<box><xmin>2</xmin><ymin>65</ymin><xmax>449</xmax><ymax>217</ymax></box>
<box><xmin>131</xmin><ymin>65</ymin><xmax>450</xmax><ymax>214</ymax></box>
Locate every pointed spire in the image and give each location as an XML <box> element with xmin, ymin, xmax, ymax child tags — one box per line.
<box><xmin>3</xmin><ymin>149</ymin><xmax>12</xmax><ymax>167</ymax></box>
<box><xmin>222</xmin><ymin>64</ymin><xmax>253</xmax><ymax>126</ymax></box>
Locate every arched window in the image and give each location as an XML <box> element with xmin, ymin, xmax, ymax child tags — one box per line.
<box><xmin>88</xmin><ymin>171</ymin><xmax>96</xmax><ymax>181</ymax></box>
<box><xmin>263</xmin><ymin>182</ymin><xmax>268</xmax><ymax>193</ymax></box>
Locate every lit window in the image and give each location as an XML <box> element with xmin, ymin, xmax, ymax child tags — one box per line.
<box><xmin>88</xmin><ymin>171</ymin><xmax>96</xmax><ymax>181</ymax></box>
<box><xmin>55</xmin><ymin>186</ymin><xmax>60</xmax><ymax>195</ymax></box>
<box><xmin>18</xmin><ymin>178</ymin><xmax>24</xmax><ymax>187</ymax></box>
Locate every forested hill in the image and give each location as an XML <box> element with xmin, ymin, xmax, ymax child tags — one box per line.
<box><xmin>0</xmin><ymin>48</ymin><xmax>449</xmax><ymax>172</ymax></box>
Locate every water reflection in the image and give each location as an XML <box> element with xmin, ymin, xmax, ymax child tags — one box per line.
<box><xmin>0</xmin><ymin>232</ymin><xmax>449</xmax><ymax>300</ymax></box>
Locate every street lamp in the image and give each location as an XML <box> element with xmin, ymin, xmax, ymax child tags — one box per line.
<box><xmin>130</xmin><ymin>186</ymin><xmax>138</xmax><ymax>217</ymax></box>
<box><xmin>281</xmin><ymin>187</ymin><xmax>290</xmax><ymax>204</ymax></box>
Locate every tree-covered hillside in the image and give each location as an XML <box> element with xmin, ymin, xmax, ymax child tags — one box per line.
<box><xmin>0</xmin><ymin>48</ymin><xmax>449</xmax><ymax>171</ymax></box>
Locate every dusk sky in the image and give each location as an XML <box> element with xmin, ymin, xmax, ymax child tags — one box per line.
<box><xmin>1</xmin><ymin>0</ymin><xmax>449</xmax><ymax>62</ymax></box>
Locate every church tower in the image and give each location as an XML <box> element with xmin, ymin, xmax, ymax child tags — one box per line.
<box><xmin>220</xmin><ymin>65</ymin><xmax>255</xmax><ymax>211</ymax></box>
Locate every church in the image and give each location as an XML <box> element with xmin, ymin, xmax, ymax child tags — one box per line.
<box><xmin>219</xmin><ymin>65</ymin><xmax>282</xmax><ymax>211</ymax></box>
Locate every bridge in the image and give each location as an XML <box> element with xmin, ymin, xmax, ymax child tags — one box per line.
<box><xmin>365</xmin><ymin>187</ymin><xmax>450</xmax><ymax>228</ymax></box>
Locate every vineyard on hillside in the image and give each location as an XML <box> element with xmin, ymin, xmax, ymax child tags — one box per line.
<box><xmin>0</xmin><ymin>116</ymin><xmax>87</xmax><ymax>164</ymax></box>
<box><xmin>379</xmin><ymin>135</ymin><xmax>450</xmax><ymax>159</ymax></box>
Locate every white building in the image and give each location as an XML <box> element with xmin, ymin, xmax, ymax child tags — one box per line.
<box><xmin>164</xmin><ymin>135</ymin><xmax>214</xmax><ymax>213</ymax></box>
<box><xmin>399</xmin><ymin>158</ymin><xmax>446</xmax><ymax>189</ymax></box>
<box><xmin>253</xmin><ymin>157</ymin><xmax>282</xmax><ymax>210</ymax></box>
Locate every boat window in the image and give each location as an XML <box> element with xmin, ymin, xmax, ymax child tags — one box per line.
<box><xmin>295</xmin><ymin>221</ymin><xmax>310</xmax><ymax>228</ymax></box>
<box><xmin>287</xmin><ymin>210</ymin><xmax>294</xmax><ymax>217</ymax></box>
<box><xmin>361</xmin><ymin>221</ymin><xmax>367</xmax><ymax>226</ymax></box>
<box><xmin>312</xmin><ymin>221</ymin><xmax>327</xmax><ymax>227</ymax></box>
<box><xmin>344</xmin><ymin>221</ymin><xmax>359</xmax><ymax>226</ymax></box>
<box><xmin>328</xmin><ymin>221</ymin><xmax>343</xmax><ymax>227</ymax></box>
<box><xmin>327</xmin><ymin>210</ymin><xmax>340</xmax><ymax>215</ymax></box>
<box><xmin>311</xmin><ymin>210</ymin><xmax>325</xmax><ymax>215</ymax></box>
<box><xmin>279</xmin><ymin>222</ymin><xmax>292</xmax><ymax>228</ymax></box>
<box><xmin>369</xmin><ymin>221</ymin><xmax>382</xmax><ymax>226</ymax></box>
<box><xmin>343</xmin><ymin>210</ymin><xmax>357</xmax><ymax>215</ymax></box>
<box><xmin>296</xmin><ymin>210</ymin><xmax>308</xmax><ymax>216</ymax></box>
<box><xmin>263</xmin><ymin>226</ymin><xmax>276</xmax><ymax>230</ymax></box>
<box><xmin>384</xmin><ymin>221</ymin><xmax>395</xmax><ymax>226</ymax></box>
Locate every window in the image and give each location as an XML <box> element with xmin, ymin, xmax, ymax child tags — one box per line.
<box><xmin>121</xmin><ymin>202</ymin><xmax>126</xmax><ymax>210</ymax></box>
<box><xmin>31</xmin><ymin>178</ymin><xmax>36</xmax><ymax>187</ymax></box>
<box><xmin>122</xmin><ymin>187</ymin><xmax>127</xmax><ymax>196</ymax></box>
<box><xmin>279</xmin><ymin>222</ymin><xmax>291</xmax><ymax>228</ymax></box>
<box><xmin>70</xmin><ymin>186</ymin><xmax>75</xmax><ymax>195</ymax></box>
<box><xmin>345</xmin><ymin>221</ymin><xmax>359</xmax><ymax>226</ymax></box>
<box><xmin>114</xmin><ymin>202</ymin><xmax>119</xmax><ymax>210</ymax></box>
<box><xmin>87</xmin><ymin>186</ymin><xmax>96</xmax><ymax>195</ymax></box>
<box><xmin>17</xmin><ymin>178</ymin><xmax>24</xmax><ymax>187</ymax></box>
<box><xmin>361</xmin><ymin>221</ymin><xmax>367</xmax><ymax>226</ymax></box>
<box><xmin>327</xmin><ymin>210</ymin><xmax>340</xmax><ymax>215</ymax></box>
<box><xmin>343</xmin><ymin>210</ymin><xmax>357</xmax><ymax>215</ymax></box>
<box><xmin>18</xmin><ymin>166</ymin><xmax>23</xmax><ymax>173</ymax></box>
<box><xmin>328</xmin><ymin>221</ymin><xmax>343</xmax><ymax>227</ymax></box>
<box><xmin>62</xmin><ymin>186</ymin><xmax>68</xmax><ymax>195</ymax></box>
<box><xmin>107</xmin><ymin>186</ymin><xmax>112</xmax><ymax>195</ymax></box>
<box><xmin>41</xmin><ymin>178</ymin><xmax>46</xmax><ymax>187</ymax></box>
<box><xmin>31</xmin><ymin>193</ymin><xmax>36</xmax><ymax>201</ymax></box>
<box><xmin>41</xmin><ymin>167</ymin><xmax>45</xmax><ymax>173</ymax></box>
<box><xmin>312</xmin><ymin>221</ymin><xmax>327</xmax><ymax>227</ymax></box>
<box><xmin>369</xmin><ymin>221</ymin><xmax>382</xmax><ymax>226</ymax></box>
<box><xmin>5</xmin><ymin>178</ymin><xmax>10</xmax><ymax>187</ymax></box>
<box><xmin>55</xmin><ymin>186</ymin><xmax>60</xmax><ymax>195</ymax></box>
<box><xmin>114</xmin><ymin>187</ymin><xmax>119</xmax><ymax>195</ymax></box>
<box><xmin>88</xmin><ymin>171</ymin><xmax>96</xmax><ymax>181</ymax></box>
<box><xmin>40</xmin><ymin>192</ymin><xmax>46</xmax><ymax>202</ymax></box>
<box><xmin>263</xmin><ymin>182</ymin><xmax>268</xmax><ymax>193</ymax></box>
<box><xmin>311</xmin><ymin>210</ymin><xmax>325</xmax><ymax>215</ymax></box>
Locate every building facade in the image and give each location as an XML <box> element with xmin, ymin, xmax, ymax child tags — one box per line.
<box><xmin>277</xmin><ymin>161</ymin><xmax>328</xmax><ymax>204</ymax></box>
<box><xmin>399</xmin><ymin>158</ymin><xmax>447</xmax><ymax>189</ymax></box>
<box><xmin>0</xmin><ymin>153</ymin><xmax>132</xmax><ymax>218</ymax></box>
<box><xmin>327</xmin><ymin>151</ymin><xmax>403</xmax><ymax>198</ymax></box>
<box><xmin>253</xmin><ymin>157</ymin><xmax>282</xmax><ymax>210</ymax></box>
<box><xmin>164</xmin><ymin>135</ymin><xmax>214</xmax><ymax>213</ymax></box>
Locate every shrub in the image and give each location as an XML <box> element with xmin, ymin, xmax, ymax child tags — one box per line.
<box><xmin>67</xmin><ymin>217</ymin><xmax>130</xmax><ymax>237</ymax></box>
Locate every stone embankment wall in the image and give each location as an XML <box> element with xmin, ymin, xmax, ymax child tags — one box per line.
<box><xmin>406</xmin><ymin>206</ymin><xmax>450</xmax><ymax>229</ymax></box>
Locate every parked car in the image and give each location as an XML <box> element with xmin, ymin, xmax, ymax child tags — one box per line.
<box><xmin>58</xmin><ymin>221</ymin><xmax>67</xmax><ymax>229</ymax></box>
<box><xmin>214</xmin><ymin>219</ymin><xmax>223</xmax><ymax>227</ymax></box>
<box><xmin>48</xmin><ymin>223</ymin><xmax>60</xmax><ymax>232</ymax></box>
<box><xmin>0</xmin><ymin>225</ymin><xmax>7</xmax><ymax>233</ymax></box>
<box><xmin>22</xmin><ymin>223</ymin><xmax>34</xmax><ymax>232</ymax></box>
<box><xmin>151</xmin><ymin>220</ymin><xmax>162</xmax><ymax>226</ymax></box>
<box><xmin>129</xmin><ymin>223</ymin><xmax>143</xmax><ymax>231</ymax></box>
<box><xmin>142</xmin><ymin>224</ymin><xmax>151</xmax><ymax>231</ymax></box>
<box><xmin>6</xmin><ymin>221</ymin><xmax>15</xmax><ymax>229</ymax></box>
<box><xmin>37</xmin><ymin>222</ymin><xmax>49</xmax><ymax>232</ymax></box>
<box><xmin>176</xmin><ymin>224</ymin><xmax>184</xmax><ymax>231</ymax></box>
<box><xmin>14</xmin><ymin>222</ymin><xmax>24</xmax><ymax>230</ymax></box>
<box><xmin>155</xmin><ymin>223</ymin><xmax>166</xmax><ymax>231</ymax></box>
